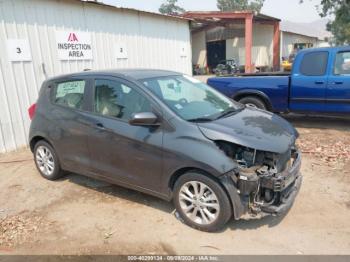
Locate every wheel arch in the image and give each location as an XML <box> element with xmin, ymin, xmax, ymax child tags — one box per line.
<box><xmin>233</xmin><ymin>90</ymin><xmax>273</xmax><ymax>111</ymax></box>
<box><xmin>29</xmin><ymin>135</ymin><xmax>54</xmax><ymax>152</ymax></box>
<box><xmin>168</xmin><ymin>167</ymin><xmax>235</xmax><ymax>214</ymax></box>
<box><xmin>168</xmin><ymin>167</ymin><xmax>219</xmax><ymax>191</ymax></box>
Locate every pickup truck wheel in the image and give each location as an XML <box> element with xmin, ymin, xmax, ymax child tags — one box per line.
<box><xmin>238</xmin><ymin>96</ymin><xmax>266</xmax><ymax>110</ymax></box>
<box><xmin>173</xmin><ymin>172</ymin><xmax>232</xmax><ymax>232</ymax></box>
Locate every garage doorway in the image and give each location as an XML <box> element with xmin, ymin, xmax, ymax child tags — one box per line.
<box><xmin>207</xmin><ymin>40</ymin><xmax>226</xmax><ymax>72</ymax></box>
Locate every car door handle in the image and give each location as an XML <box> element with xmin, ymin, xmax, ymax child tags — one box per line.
<box><xmin>332</xmin><ymin>81</ymin><xmax>343</xmax><ymax>85</ymax></box>
<box><xmin>95</xmin><ymin>123</ymin><xmax>114</xmax><ymax>133</ymax></box>
<box><xmin>96</xmin><ymin>123</ymin><xmax>106</xmax><ymax>130</ymax></box>
<box><xmin>314</xmin><ymin>81</ymin><xmax>324</xmax><ymax>85</ymax></box>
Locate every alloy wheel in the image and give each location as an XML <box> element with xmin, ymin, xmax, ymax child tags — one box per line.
<box><xmin>178</xmin><ymin>181</ymin><xmax>220</xmax><ymax>225</ymax></box>
<box><xmin>35</xmin><ymin>145</ymin><xmax>55</xmax><ymax>176</ymax></box>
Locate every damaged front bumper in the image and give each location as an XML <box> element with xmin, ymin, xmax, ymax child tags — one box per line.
<box><xmin>220</xmin><ymin>149</ymin><xmax>302</xmax><ymax>219</ymax></box>
<box><xmin>261</xmin><ymin>174</ymin><xmax>302</xmax><ymax>215</ymax></box>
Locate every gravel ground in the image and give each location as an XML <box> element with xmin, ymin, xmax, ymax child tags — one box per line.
<box><xmin>0</xmin><ymin>115</ymin><xmax>349</xmax><ymax>255</ymax></box>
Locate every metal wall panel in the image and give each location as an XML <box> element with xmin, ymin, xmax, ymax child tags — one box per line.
<box><xmin>192</xmin><ymin>31</ymin><xmax>207</xmax><ymax>67</ymax></box>
<box><xmin>226</xmin><ymin>24</ymin><xmax>273</xmax><ymax>67</ymax></box>
<box><xmin>0</xmin><ymin>0</ymin><xmax>192</xmax><ymax>153</ymax></box>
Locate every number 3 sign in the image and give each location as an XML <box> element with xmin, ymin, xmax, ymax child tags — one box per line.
<box><xmin>116</xmin><ymin>43</ymin><xmax>128</xmax><ymax>59</ymax></box>
<box><xmin>6</xmin><ymin>39</ymin><xmax>32</xmax><ymax>62</ymax></box>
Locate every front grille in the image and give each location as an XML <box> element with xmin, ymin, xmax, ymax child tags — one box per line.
<box><xmin>276</xmin><ymin>148</ymin><xmax>291</xmax><ymax>172</ymax></box>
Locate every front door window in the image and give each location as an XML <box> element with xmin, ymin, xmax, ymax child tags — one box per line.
<box><xmin>94</xmin><ymin>79</ymin><xmax>151</xmax><ymax>120</ymax></box>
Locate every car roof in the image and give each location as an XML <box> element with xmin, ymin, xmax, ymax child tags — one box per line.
<box><xmin>46</xmin><ymin>69</ymin><xmax>182</xmax><ymax>82</ymax></box>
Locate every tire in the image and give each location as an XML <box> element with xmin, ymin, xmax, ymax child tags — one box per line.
<box><xmin>173</xmin><ymin>172</ymin><xmax>232</xmax><ymax>232</ymax></box>
<box><xmin>238</xmin><ymin>96</ymin><xmax>267</xmax><ymax>110</ymax></box>
<box><xmin>33</xmin><ymin>140</ymin><xmax>64</xmax><ymax>181</ymax></box>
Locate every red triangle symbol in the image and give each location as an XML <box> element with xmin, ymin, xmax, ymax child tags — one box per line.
<box><xmin>68</xmin><ymin>33</ymin><xmax>78</xmax><ymax>42</ymax></box>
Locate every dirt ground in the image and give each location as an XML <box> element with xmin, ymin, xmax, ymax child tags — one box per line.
<box><xmin>0</xmin><ymin>115</ymin><xmax>350</xmax><ymax>255</ymax></box>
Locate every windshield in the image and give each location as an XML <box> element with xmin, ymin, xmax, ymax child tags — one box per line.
<box><xmin>142</xmin><ymin>75</ymin><xmax>242</xmax><ymax>121</ymax></box>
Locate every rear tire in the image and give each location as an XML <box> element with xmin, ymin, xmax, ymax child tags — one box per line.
<box><xmin>238</xmin><ymin>96</ymin><xmax>267</xmax><ymax>110</ymax></box>
<box><xmin>34</xmin><ymin>140</ymin><xmax>64</xmax><ymax>181</ymax></box>
<box><xmin>173</xmin><ymin>172</ymin><xmax>232</xmax><ymax>232</ymax></box>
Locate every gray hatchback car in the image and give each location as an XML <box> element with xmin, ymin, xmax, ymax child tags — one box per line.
<box><xmin>28</xmin><ymin>69</ymin><xmax>302</xmax><ymax>232</ymax></box>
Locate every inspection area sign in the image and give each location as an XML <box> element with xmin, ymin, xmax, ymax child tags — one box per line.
<box><xmin>56</xmin><ymin>31</ymin><xmax>93</xmax><ymax>60</ymax></box>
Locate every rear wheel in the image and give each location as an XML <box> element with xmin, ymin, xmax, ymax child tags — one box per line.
<box><xmin>238</xmin><ymin>96</ymin><xmax>267</xmax><ymax>110</ymax></box>
<box><xmin>173</xmin><ymin>172</ymin><xmax>232</xmax><ymax>232</ymax></box>
<box><xmin>34</xmin><ymin>141</ymin><xmax>64</xmax><ymax>180</ymax></box>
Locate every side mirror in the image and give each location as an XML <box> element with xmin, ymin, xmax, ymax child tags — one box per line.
<box><xmin>129</xmin><ymin>112</ymin><xmax>160</xmax><ymax>126</ymax></box>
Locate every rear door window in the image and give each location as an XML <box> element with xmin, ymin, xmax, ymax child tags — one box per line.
<box><xmin>334</xmin><ymin>51</ymin><xmax>350</xmax><ymax>75</ymax></box>
<box><xmin>300</xmin><ymin>51</ymin><xmax>329</xmax><ymax>76</ymax></box>
<box><xmin>54</xmin><ymin>80</ymin><xmax>86</xmax><ymax>109</ymax></box>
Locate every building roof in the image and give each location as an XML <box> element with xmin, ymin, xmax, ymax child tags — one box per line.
<box><xmin>281</xmin><ymin>20</ymin><xmax>332</xmax><ymax>41</ymax></box>
<box><xmin>183</xmin><ymin>11</ymin><xmax>280</xmax><ymax>33</ymax></box>
<box><xmin>73</xmin><ymin>0</ymin><xmax>191</xmax><ymax>22</ymax></box>
<box><xmin>183</xmin><ymin>11</ymin><xmax>280</xmax><ymax>22</ymax></box>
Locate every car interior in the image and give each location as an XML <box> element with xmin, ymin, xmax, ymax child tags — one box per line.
<box><xmin>94</xmin><ymin>80</ymin><xmax>150</xmax><ymax>120</ymax></box>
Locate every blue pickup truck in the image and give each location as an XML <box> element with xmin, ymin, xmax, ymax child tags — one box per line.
<box><xmin>207</xmin><ymin>46</ymin><xmax>350</xmax><ymax>114</ymax></box>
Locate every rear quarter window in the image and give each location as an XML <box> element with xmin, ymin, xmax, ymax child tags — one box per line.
<box><xmin>300</xmin><ymin>51</ymin><xmax>329</xmax><ymax>76</ymax></box>
<box><xmin>53</xmin><ymin>80</ymin><xmax>86</xmax><ymax>109</ymax></box>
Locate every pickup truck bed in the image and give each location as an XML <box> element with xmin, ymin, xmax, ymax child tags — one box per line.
<box><xmin>208</xmin><ymin>74</ymin><xmax>291</xmax><ymax>112</ymax></box>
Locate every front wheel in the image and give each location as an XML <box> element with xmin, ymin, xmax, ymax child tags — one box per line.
<box><xmin>173</xmin><ymin>172</ymin><xmax>232</xmax><ymax>232</ymax></box>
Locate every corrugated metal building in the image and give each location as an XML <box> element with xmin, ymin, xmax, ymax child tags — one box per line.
<box><xmin>0</xmin><ymin>0</ymin><xmax>192</xmax><ymax>153</ymax></box>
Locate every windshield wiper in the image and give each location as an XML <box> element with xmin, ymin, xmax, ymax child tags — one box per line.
<box><xmin>187</xmin><ymin>117</ymin><xmax>214</xmax><ymax>123</ymax></box>
<box><xmin>188</xmin><ymin>106</ymin><xmax>245</xmax><ymax>122</ymax></box>
<box><xmin>215</xmin><ymin>107</ymin><xmax>244</xmax><ymax>120</ymax></box>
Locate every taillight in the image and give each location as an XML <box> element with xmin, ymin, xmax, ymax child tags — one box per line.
<box><xmin>28</xmin><ymin>103</ymin><xmax>36</xmax><ymax>120</ymax></box>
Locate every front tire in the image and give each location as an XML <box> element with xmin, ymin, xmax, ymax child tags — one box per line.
<box><xmin>34</xmin><ymin>140</ymin><xmax>64</xmax><ymax>180</ymax></box>
<box><xmin>173</xmin><ymin>172</ymin><xmax>232</xmax><ymax>232</ymax></box>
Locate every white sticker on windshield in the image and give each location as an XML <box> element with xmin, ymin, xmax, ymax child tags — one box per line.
<box><xmin>175</xmin><ymin>104</ymin><xmax>183</xmax><ymax>109</ymax></box>
<box><xmin>183</xmin><ymin>75</ymin><xmax>201</xmax><ymax>84</ymax></box>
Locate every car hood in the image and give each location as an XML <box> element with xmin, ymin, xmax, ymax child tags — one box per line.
<box><xmin>197</xmin><ymin>108</ymin><xmax>298</xmax><ymax>154</ymax></box>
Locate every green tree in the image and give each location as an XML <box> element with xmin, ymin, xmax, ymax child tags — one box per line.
<box><xmin>159</xmin><ymin>0</ymin><xmax>186</xmax><ymax>15</ymax></box>
<box><xmin>301</xmin><ymin>0</ymin><xmax>350</xmax><ymax>44</ymax></box>
<box><xmin>217</xmin><ymin>0</ymin><xmax>265</xmax><ymax>12</ymax></box>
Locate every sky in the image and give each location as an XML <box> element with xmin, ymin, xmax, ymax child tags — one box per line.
<box><xmin>102</xmin><ymin>0</ymin><xmax>323</xmax><ymax>23</ymax></box>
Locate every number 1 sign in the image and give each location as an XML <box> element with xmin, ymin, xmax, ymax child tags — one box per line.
<box><xmin>6</xmin><ymin>39</ymin><xmax>32</xmax><ymax>62</ymax></box>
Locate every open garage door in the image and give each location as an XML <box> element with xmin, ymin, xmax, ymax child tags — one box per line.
<box><xmin>207</xmin><ymin>40</ymin><xmax>226</xmax><ymax>72</ymax></box>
